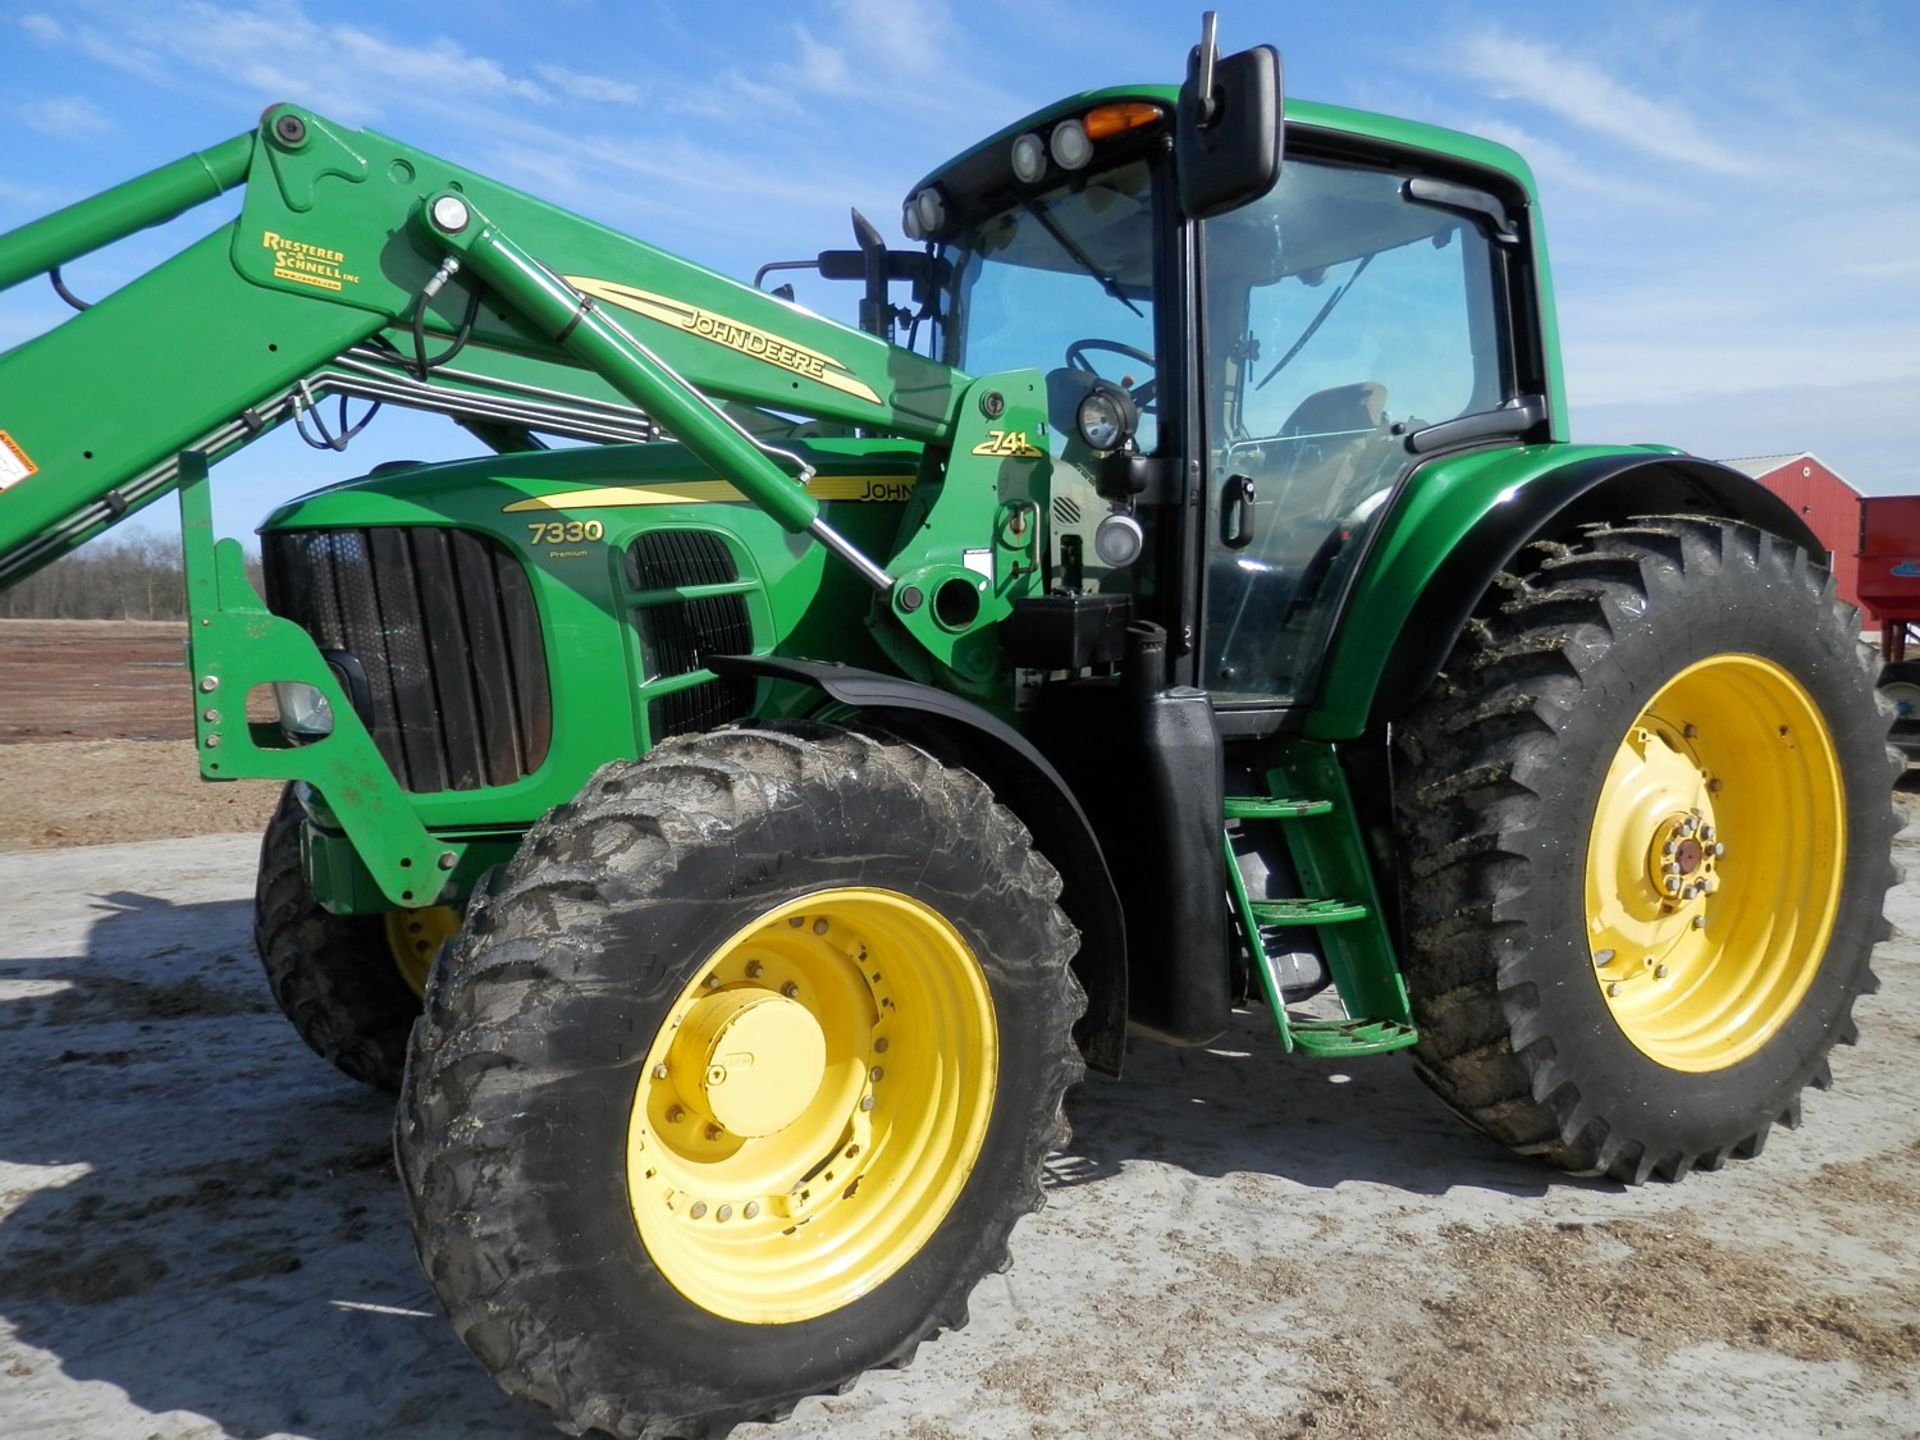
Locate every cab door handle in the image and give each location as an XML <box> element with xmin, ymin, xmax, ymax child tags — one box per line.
<box><xmin>1221</xmin><ymin>473</ymin><xmax>1256</xmax><ymax>550</ymax></box>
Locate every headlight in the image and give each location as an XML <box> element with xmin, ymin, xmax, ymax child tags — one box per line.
<box><xmin>1075</xmin><ymin>384</ymin><xmax>1138</xmax><ymax>453</ymax></box>
<box><xmin>913</xmin><ymin>186</ymin><xmax>946</xmax><ymax>235</ymax></box>
<box><xmin>1010</xmin><ymin>131</ymin><xmax>1047</xmax><ymax>183</ymax></box>
<box><xmin>1093</xmin><ymin>511</ymin><xmax>1145</xmax><ymax>567</ymax></box>
<box><xmin>274</xmin><ymin>681</ymin><xmax>334</xmax><ymax>738</ymax></box>
<box><xmin>1049</xmin><ymin>119</ymin><xmax>1093</xmax><ymax>171</ymax></box>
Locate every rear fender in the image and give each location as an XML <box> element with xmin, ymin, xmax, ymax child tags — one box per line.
<box><xmin>707</xmin><ymin>655</ymin><xmax>1128</xmax><ymax>1076</ymax></box>
<box><xmin>1307</xmin><ymin>447</ymin><xmax>1823</xmax><ymax>739</ymax></box>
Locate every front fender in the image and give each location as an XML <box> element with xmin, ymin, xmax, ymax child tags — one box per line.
<box><xmin>1306</xmin><ymin>445</ymin><xmax>1823</xmax><ymax>739</ymax></box>
<box><xmin>708</xmin><ymin>655</ymin><xmax>1128</xmax><ymax>1076</ymax></box>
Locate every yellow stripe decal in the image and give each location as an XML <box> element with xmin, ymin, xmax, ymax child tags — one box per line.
<box><xmin>502</xmin><ymin>475</ymin><xmax>914</xmax><ymax>512</ymax></box>
<box><xmin>563</xmin><ymin>276</ymin><xmax>885</xmax><ymax>408</ymax></box>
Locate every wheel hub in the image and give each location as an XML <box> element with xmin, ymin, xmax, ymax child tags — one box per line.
<box><xmin>625</xmin><ymin>888</ymin><xmax>998</xmax><ymax>1325</ymax></box>
<box><xmin>1584</xmin><ymin>654</ymin><xmax>1844</xmax><ymax>1072</ymax></box>
<box><xmin>669</xmin><ymin>989</ymin><xmax>826</xmax><ymax>1138</ymax></box>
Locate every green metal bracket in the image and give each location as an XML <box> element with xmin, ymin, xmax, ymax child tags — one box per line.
<box><xmin>882</xmin><ymin>372</ymin><xmax>1050</xmax><ymax>695</ymax></box>
<box><xmin>177</xmin><ymin>453</ymin><xmax>457</xmax><ymax>907</ymax></box>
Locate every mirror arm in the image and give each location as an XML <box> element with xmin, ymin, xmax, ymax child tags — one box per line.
<box><xmin>1194</xmin><ymin>11</ymin><xmax>1220</xmax><ymax>124</ymax></box>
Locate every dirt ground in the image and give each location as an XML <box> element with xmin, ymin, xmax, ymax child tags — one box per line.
<box><xmin>0</xmin><ymin>622</ymin><xmax>280</xmax><ymax>849</ymax></box>
<box><xmin>0</xmin><ymin>620</ymin><xmax>199</xmax><ymax>744</ymax></box>
<box><xmin>0</xmin><ymin>817</ymin><xmax>1916</xmax><ymax>1438</ymax></box>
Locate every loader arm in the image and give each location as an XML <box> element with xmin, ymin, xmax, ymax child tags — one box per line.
<box><xmin>0</xmin><ymin>104</ymin><xmax>967</xmax><ymax>586</ymax></box>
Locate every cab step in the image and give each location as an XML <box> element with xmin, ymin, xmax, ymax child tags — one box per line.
<box><xmin>1247</xmin><ymin>897</ymin><xmax>1368</xmax><ymax>926</ymax></box>
<box><xmin>1223</xmin><ymin>795</ymin><xmax>1334</xmax><ymax>820</ymax></box>
<box><xmin>1286</xmin><ymin>1017</ymin><xmax>1418</xmax><ymax>1058</ymax></box>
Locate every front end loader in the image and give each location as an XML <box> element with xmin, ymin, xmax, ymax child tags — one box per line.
<box><xmin>0</xmin><ymin>17</ymin><xmax>1895</xmax><ymax>1436</ymax></box>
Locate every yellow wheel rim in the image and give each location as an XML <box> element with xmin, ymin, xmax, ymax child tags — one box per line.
<box><xmin>1583</xmin><ymin>653</ymin><xmax>1845</xmax><ymax>1072</ymax></box>
<box><xmin>384</xmin><ymin>906</ymin><xmax>461</xmax><ymax>998</ymax></box>
<box><xmin>626</xmin><ymin>888</ymin><xmax>997</xmax><ymax>1325</ymax></box>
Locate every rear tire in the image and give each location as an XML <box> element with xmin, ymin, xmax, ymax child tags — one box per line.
<box><xmin>1395</xmin><ymin>517</ymin><xmax>1897</xmax><ymax>1183</ymax></box>
<box><xmin>397</xmin><ymin>722</ymin><xmax>1083</xmax><ymax>1438</ymax></box>
<box><xmin>253</xmin><ymin>785</ymin><xmax>421</xmax><ymax>1090</ymax></box>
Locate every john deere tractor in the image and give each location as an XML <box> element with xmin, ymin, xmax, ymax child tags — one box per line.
<box><xmin>0</xmin><ymin>17</ymin><xmax>1894</xmax><ymax>1437</ymax></box>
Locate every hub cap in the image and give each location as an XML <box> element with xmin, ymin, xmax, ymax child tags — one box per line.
<box><xmin>627</xmin><ymin>888</ymin><xmax>997</xmax><ymax>1324</ymax></box>
<box><xmin>1583</xmin><ymin>653</ymin><xmax>1845</xmax><ymax>1072</ymax></box>
<box><xmin>384</xmin><ymin>906</ymin><xmax>461</xmax><ymax>998</ymax></box>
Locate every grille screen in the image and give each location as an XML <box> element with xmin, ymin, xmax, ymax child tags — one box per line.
<box><xmin>263</xmin><ymin>526</ymin><xmax>552</xmax><ymax>792</ymax></box>
<box><xmin>629</xmin><ymin>530</ymin><xmax>754</xmax><ymax>741</ymax></box>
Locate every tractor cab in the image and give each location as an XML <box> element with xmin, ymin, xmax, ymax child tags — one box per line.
<box><xmin>901</xmin><ymin>56</ymin><xmax>1549</xmax><ymax>718</ymax></box>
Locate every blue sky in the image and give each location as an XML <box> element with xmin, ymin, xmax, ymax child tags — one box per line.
<box><xmin>2</xmin><ymin>0</ymin><xmax>1916</xmax><ymax>545</ymax></box>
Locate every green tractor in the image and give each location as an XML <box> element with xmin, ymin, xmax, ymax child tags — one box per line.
<box><xmin>0</xmin><ymin>17</ymin><xmax>1894</xmax><ymax>1437</ymax></box>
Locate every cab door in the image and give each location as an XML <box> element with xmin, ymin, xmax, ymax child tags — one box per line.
<box><xmin>1196</xmin><ymin>150</ymin><xmax>1519</xmax><ymax>716</ymax></box>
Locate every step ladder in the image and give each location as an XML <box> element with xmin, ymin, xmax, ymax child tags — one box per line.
<box><xmin>1223</xmin><ymin>743</ymin><xmax>1416</xmax><ymax>1059</ymax></box>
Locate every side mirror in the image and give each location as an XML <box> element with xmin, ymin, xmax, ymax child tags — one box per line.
<box><xmin>1176</xmin><ymin>13</ymin><xmax>1284</xmax><ymax>220</ymax></box>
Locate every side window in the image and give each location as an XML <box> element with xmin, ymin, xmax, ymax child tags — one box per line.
<box><xmin>1242</xmin><ymin>228</ymin><xmax>1488</xmax><ymax>442</ymax></box>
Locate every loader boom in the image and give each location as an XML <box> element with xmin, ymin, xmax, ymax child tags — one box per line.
<box><xmin>0</xmin><ymin>104</ymin><xmax>965</xmax><ymax>586</ymax></box>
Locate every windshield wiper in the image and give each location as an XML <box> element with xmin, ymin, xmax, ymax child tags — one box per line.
<box><xmin>1253</xmin><ymin>251</ymin><xmax>1374</xmax><ymax>392</ymax></box>
<box><xmin>1018</xmin><ymin>195</ymin><xmax>1144</xmax><ymax>318</ymax></box>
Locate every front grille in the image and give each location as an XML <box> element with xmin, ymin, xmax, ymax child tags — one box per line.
<box><xmin>263</xmin><ymin>526</ymin><xmax>552</xmax><ymax>792</ymax></box>
<box><xmin>629</xmin><ymin>529</ymin><xmax>754</xmax><ymax>741</ymax></box>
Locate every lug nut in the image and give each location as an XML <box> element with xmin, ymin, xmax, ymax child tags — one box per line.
<box><xmin>666</xmin><ymin>1105</ymin><xmax>685</xmax><ymax>1124</ymax></box>
<box><xmin>705</xmin><ymin>1124</ymin><xmax>724</xmax><ymax>1141</ymax></box>
<box><xmin>689</xmin><ymin>1201</ymin><xmax>707</xmax><ymax>1219</ymax></box>
<box><xmin>1692</xmin><ymin>915</ymin><xmax>1707</xmax><ymax>929</ymax></box>
<box><xmin>652</xmin><ymin>1063</ymin><xmax>670</xmax><ymax>1080</ymax></box>
<box><xmin>1712</xmin><ymin>842</ymin><xmax>1726</xmax><ymax>858</ymax></box>
<box><xmin>703</xmin><ymin>974</ymin><xmax>720</xmax><ymax>989</ymax></box>
<box><xmin>782</xmin><ymin>982</ymin><xmax>800</xmax><ymax>999</ymax></box>
<box><xmin>812</xmin><ymin>918</ymin><xmax>829</xmax><ymax>935</ymax></box>
<box><xmin>1662</xmin><ymin>840</ymin><xmax>1677</xmax><ymax>857</ymax></box>
<box><xmin>874</xmin><ymin>1037</ymin><xmax>889</xmax><ymax>1053</ymax></box>
<box><xmin>1683</xmin><ymin>723</ymin><xmax>1698</xmax><ymax>739</ymax></box>
<box><xmin>1655</xmin><ymin>964</ymin><xmax>1669</xmax><ymax>978</ymax></box>
<box><xmin>1707</xmin><ymin>778</ymin><xmax>1723</xmax><ymax>793</ymax></box>
<box><xmin>744</xmin><ymin>1201</ymin><xmax>760</xmax><ymax>1219</ymax></box>
<box><xmin>716</xmin><ymin>1204</ymin><xmax>733</xmax><ymax>1222</ymax></box>
<box><xmin>788</xmin><ymin>916</ymin><xmax>806</xmax><ymax>928</ymax></box>
<box><xmin>1593</xmin><ymin>949</ymin><xmax>1616</xmax><ymax>968</ymax></box>
<box><xmin>1701</xmin><ymin>825</ymin><xmax>1716</xmax><ymax>841</ymax></box>
<box><xmin>870</xmin><ymin>1067</ymin><xmax>884</xmax><ymax>1083</ymax></box>
<box><xmin>746</xmin><ymin>960</ymin><xmax>763</xmax><ymax>979</ymax></box>
<box><xmin>1607</xmin><ymin>982</ymin><xmax>1621</xmax><ymax>998</ymax></box>
<box><xmin>860</xmin><ymin>1095</ymin><xmax>875</xmax><ymax>1112</ymax></box>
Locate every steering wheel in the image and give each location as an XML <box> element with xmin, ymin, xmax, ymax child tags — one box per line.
<box><xmin>1065</xmin><ymin>338</ymin><xmax>1157</xmax><ymax>410</ymax></box>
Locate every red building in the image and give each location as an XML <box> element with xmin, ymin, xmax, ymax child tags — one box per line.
<box><xmin>1723</xmin><ymin>452</ymin><xmax>1863</xmax><ymax>615</ymax></box>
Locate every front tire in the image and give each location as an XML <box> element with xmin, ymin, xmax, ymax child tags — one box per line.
<box><xmin>254</xmin><ymin>785</ymin><xmax>422</xmax><ymax>1090</ymax></box>
<box><xmin>1395</xmin><ymin>517</ymin><xmax>1897</xmax><ymax>1183</ymax></box>
<box><xmin>397</xmin><ymin>722</ymin><xmax>1083</xmax><ymax>1437</ymax></box>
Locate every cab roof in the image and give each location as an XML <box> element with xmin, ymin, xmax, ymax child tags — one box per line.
<box><xmin>908</xmin><ymin>84</ymin><xmax>1539</xmax><ymax>206</ymax></box>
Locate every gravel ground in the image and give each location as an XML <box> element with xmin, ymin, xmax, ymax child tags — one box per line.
<box><xmin>0</xmin><ymin>823</ymin><xmax>1916</xmax><ymax>1440</ymax></box>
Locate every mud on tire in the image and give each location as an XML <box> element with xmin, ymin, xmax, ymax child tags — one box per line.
<box><xmin>396</xmin><ymin>721</ymin><xmax>1084</xmax><ymax>1439</ymax></box>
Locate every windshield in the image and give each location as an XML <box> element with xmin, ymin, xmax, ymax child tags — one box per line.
<box><xmin>1201</xmin><ymin>156</ymin><xmax>1510</xmax><ymax>704</ymax></box>
<box><xmin>935</xmin><ymin>160</ymin><xmax>1160</xmax><ymax>458</ymax></box>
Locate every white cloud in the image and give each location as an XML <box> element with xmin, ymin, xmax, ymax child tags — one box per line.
<box><xmin>1455</xmin><ymin>30</ymin><xmax>1760</xmax><ymax>176</ymax></box>
<box><xmin>19</xmin><ymin>13</ymin><xmax>63</xmax><ymax>42</ymax></box>
<box><xmin>535</xmin><ymin>64</ymin><xmax>641</xmax><ymax>105</ymax></box>
<box><xmin>42</xmin><ymin>2</ymin><xmax>551</xmax><ymax>125</ymax></box>
<box><xmin>21</xmin><ymin>95</ymin><xmax>115</xmax><ymax>138</ymax></box>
